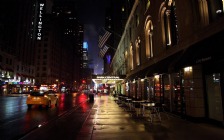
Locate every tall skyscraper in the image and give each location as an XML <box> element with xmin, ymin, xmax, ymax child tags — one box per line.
<box><xmin>34</xmin><ymin>0</ymin><xmax>84</xmax><ymax>90</ymax></box>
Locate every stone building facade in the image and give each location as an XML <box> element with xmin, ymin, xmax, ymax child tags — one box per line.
<box><xmin>111</xmin><ymin>0</ymin><xmax>224</xmax><ymax>126</ymax></box>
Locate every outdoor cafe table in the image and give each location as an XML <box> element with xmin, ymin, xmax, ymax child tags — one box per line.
<box><xmin>131</xmin><ymin>100</ymin><xmax>147</xmax><ymax>116</ymax></box>
<box><xmin>141</xmin><ymin>102</ymin><xmax>162</xmax><ymax>122</ymax></box>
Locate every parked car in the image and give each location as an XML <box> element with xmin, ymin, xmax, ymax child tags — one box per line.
<box><xmin>26</xmin><ymin>91</ymin><xmax>58</xmax><ymax>109</ymax></box>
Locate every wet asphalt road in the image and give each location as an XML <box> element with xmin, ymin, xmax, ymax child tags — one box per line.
<box><xmin>0</xmin><ymin>93</ymin><xmax>91</xmax><ymax>140</ymax></box>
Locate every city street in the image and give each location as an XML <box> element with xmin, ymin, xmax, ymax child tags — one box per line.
<box><xmin>0</xmin><ymin>93</ymin><xmax>92</xmax><ymax>140</ymax></box>
<box><xmin>19</xmin><ymin>95</ymin><xmax>224</xmax><ymax>140</ymax></box>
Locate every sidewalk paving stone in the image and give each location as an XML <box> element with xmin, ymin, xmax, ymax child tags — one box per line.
<box><xmin>76</xmin><ymin>95</ymin><xmax>224</xmax><ymax>140</ymax></box>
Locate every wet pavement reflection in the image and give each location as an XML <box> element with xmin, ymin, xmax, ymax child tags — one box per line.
<box><xmin>0</xmin><ymin>92</ymin><xmax>88</xmax><ymax>140</ymax></box>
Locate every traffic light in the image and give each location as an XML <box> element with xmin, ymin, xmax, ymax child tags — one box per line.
<box><xmin>82</xmin><ymin>79</ymin><xmax>86</xmax><ymax>84</ymax></box>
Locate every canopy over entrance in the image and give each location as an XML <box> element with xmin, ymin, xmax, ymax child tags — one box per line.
<box><xmin>92</xmin><ymin>75</ymin><xmax>126</xmax><ymax>84</ymax></box>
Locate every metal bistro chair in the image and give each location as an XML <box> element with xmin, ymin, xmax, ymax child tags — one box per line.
<box><xmin>132</xmin><ymin>100</ymin><xmax>145</xmax><ymax>117</ymax></box>
<box><xmin>155</xmin><ymin>102</ymin><xmax>169</xmax><ymax>119</ymax></box>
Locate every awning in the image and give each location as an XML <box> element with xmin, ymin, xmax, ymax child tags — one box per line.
<box><xmin>174</xmin><ymin>30</ymin><xmax>224</xmax><ymax>70</ymax></box>
<box><xmin>145</xmin><ymin>51</ymin><xmax>183</xmax><ymax>76</ymax></box>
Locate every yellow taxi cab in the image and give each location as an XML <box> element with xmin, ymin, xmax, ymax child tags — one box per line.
<box><xmin>26</xmin><ymin>90</ymin><xmax>58</xmax><ymax>109</ymax></box>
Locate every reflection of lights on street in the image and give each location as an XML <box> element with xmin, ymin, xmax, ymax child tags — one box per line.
<box><xmin>76</xmin><ymin>93</ymin><xmax>88</xmax><ymax>112</ymax></box>
<box><xmin>58</xmin><ymin>93</ymin><xmax>65</xmax><ymax>109</ymax></box>
<box><xmin>77</xmin><ymin>93</ymin><xmax>87</xmax><ymax>103</ymax></box>
<box><xmin>60</xmin><ymin>94</ymin><xmax>65</xmax><ymax>101</ymax></box>
<box><xmin>72</xmin><ymin>93</ymin><xmax>77</xmax><ymax>97</ymax></box>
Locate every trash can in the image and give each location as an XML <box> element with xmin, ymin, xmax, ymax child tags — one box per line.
<box><xmin>89</xmin><ymin>93</ymin><xmax>94</xmax><ymax>103</ymax></box>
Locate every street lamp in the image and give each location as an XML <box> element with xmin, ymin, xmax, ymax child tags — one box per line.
<box><xmin>56</xmin><ymin>79</ymin><xmax>59</xmax><ymax>92</ymax></box>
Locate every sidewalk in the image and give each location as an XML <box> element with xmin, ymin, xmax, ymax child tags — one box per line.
<box><xmin>76</xmin><ymin>95</ymin><xmax>224</xmax><ymax>140</ymax></box>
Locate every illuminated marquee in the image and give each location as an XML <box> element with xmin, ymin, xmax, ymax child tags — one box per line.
<box><xmin>96</xmin><ymin>76</ymin><xmax>120</xmax><ymax>79</ymax></box>
<box><xmin>37</xmin><ymin>3</ymin><xmax>44</xmax><ymax>41</ymax></box>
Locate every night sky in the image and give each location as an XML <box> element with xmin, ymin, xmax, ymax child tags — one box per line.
<box><xmin>75</xmin><ymin>0</ymin><xmax>111</xmax><ymax>74</ymax></box>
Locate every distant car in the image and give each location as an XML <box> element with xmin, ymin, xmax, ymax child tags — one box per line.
<box><xmin>26</xmin><ymin>91</ymin><xmax>58</xmax><ymax>109</ymax></box>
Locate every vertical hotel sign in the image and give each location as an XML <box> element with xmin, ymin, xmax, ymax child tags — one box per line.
<box><xmin>37</xmin><ymin>3</ymin><xmax>44</xmax><ymax>41</ymax></box>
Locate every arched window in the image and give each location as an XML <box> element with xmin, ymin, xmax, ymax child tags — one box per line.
<box><xmin>130</xmin><ymin>43</ymin><xmax>134</xmax><ymax>70</ymax></box>
<box><xmin>199</xmin><ymin>0</ymin><xmax>223</xmax><ymax>24</ymax></box>
<box><xmin>160</xmin><ymin>0</ymin><xmax>178</xmax><ymax>48</ymax></box>
<box><xmin>198</xmin><ymin>0</ymin><xmax>209</xmax><ymax>26</ymax></box>
<box><xmin>125</xmin><ymin>51</ymin><xmax>128</xmax><ymax>71</ymax></box>
<box><xmin>144</xmin><ymin>16</ymin><xmax>153</xmax><ymax>58</ymax></box>
<box><xmin>135</xmin><ymin>37</ymin><xmax>141</xmax><ymax>65</ymax></box>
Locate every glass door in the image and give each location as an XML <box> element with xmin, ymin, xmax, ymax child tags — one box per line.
<box><xmin>206</xmin><ymin>73</ymin><xmax>223</xmax><ymax>122</ymax></box>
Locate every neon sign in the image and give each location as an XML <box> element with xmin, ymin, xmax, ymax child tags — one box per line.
<box><xmin>37</xmin><ymin>3</ymin><xmax>44</xmax><ymax>40</ymax></box>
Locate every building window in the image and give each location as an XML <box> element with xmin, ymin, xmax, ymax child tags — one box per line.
<box><xmin>160</xmin><ymin>0</ymin><xmax>178</xmax><ymax>48</ymax></box>
<box><xmin>135</xmin><ymin>37</ymin><xmax>141</xmax><ymax>65</ymax></box>
<box><xmin>125</xmin><ymin>51</ymin><xmax>128</xmax><ymax>71</ymax></box>
<box><xmin>122</xmin><ymin>6</ymin><xmax>125</xmax><ymax>12</ymax></box>
<box><xmin>199</xmin><ymin>0</ymin><xmax>223</xmax><ymax>25</ymax></box>
<box><xmin>130</xmin><ymin>43</ymin><xmax>134</xmax><ymax>70</ymax></box>
<box><xmin>136</xmin><ymin>15</ymin><xmax>139</xmax><ymax>27</ymax></box>
<box><xmin>42</xmin><ymin>67</ymin><xmax>46</xmax><ymax>71</ymax></box>
<box><xmin>145</xmin><ymin>0</ymin><xmax>150</xmax><ymax>12</ymax></box>
<box><xmin>42</xmin><ymin>73</ymin><xmax>46</xmax><ymax>77</ymax></box>
<box><xmin>198</xmin><ymin>0</ymin><xmax>209</xmax><ymax>26</ymax></box>
<box><xmin>144</xmin><ymin>16</ymin><xmax>153</xmax><ymax>58</ymax></box>
<box><xmin>43</xmin><ymin>55</ymin><xmax>47</xmax><ymax>59</ymax></box>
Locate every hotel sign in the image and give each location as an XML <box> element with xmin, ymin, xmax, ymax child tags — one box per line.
<box><xmin>92</xmin><ymin>75</ymin><xmax>126</xmax><ymax>79</ymax></box>
<box><xmin>96</xmin><ymin>76</ymin><xmax>120</xmax><ymax>79</ymax></box>
<box><xmin>37</xmin><ymin>3</ymin><xmax>44</xmax><ymax>41</ymax></box>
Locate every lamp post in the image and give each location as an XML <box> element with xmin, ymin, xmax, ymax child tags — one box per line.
<box><xmin>56</xmin><ymin>79</ymin><xmax>59</xmax><ymax>92</ymax></box>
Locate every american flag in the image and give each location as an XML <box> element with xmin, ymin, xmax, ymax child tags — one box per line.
<box><xmin>99</xmin><ymin>45</ymin><xmax>109</xmax><ymax>58</ymax></box>
<box><xmin>98</xmin><ymin>28</ymin><xmax>111</xmax><ymax>49</ymax></box>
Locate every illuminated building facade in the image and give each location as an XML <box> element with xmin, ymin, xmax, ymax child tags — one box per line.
<box><xmin>0</xmin><ymin>0</ymin><xmax>36</xmax><ymax>94</ymax></box>
<box><xmin>81</xmin><ymin>42</ymin><xmax>94</xmax><ymax>90</ymax></box>
<box><xmin>111</xmin><ymin>0</ymin><xmax>224</xmax><ymax>126</ymax></box>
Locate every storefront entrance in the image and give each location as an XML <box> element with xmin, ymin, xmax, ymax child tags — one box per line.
<box><xmin>205</xmin><ymin>73</ymin><xmax>224</xmax><ymax>123</ymax></box>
